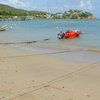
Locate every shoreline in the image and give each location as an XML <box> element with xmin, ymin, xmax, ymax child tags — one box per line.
<box><xmin>3</xmin><ymin>40</ymin><xmax>99</xmax><ymax>52</ymax></box>
<box><xmin>14</xmin><ymin>41</ymin><xmax>100</xmax><ymax>62</ymax></box>
<box><xmin>0</xmin><ymin>43</ymin><xmax>100</xmax><ymax>100</ymax></box>
<box><xmin>0</xmin><ymin>41</ymin><xmax>100</xmax><ymax>63</ymax></box>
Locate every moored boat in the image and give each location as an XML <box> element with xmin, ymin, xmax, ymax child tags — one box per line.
<box><xmin>0</xmin><ymin>25</ymin><xmax>7</xmax><ymax>31</ymax></box>
<box><xmin>58</xmin><ymin>29</ymin><xmax>82</xmax><ymax>39</ymax></box>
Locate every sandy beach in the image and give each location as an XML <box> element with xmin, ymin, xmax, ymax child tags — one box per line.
<box><xmin>0</xmin><ymin>44</ymin><xmax>100</xmax><ymax>100</ymax></box>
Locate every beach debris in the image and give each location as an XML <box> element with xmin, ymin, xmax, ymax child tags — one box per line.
<box><xmin>62</xmin><ymin>86</ymin><xmax>64</xmax><ymax>88</ymax></box>
<box><xmin>68</xmin><ymin>98</ymin><xmax>73</xmax><ymax>100</ymax></box>
<box><xmin>0</xmin><ymin>96</ymin><xmax>5</xmax><ymax>99</ymax></box>
<box><xmin>32</xmin><ymin>80</ymin><xmax>35</xmax><ymax>82</ymax></box>
<box><xmin>86</xmin><ymin>94</ymin><xmax>91</xmax><ymax>97</ymax></box>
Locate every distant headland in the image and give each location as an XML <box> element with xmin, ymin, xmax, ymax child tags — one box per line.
<box><xmin>0</xmin><ymin>4</ymin><xmax>95</xmax><ymax>20</ymax></box>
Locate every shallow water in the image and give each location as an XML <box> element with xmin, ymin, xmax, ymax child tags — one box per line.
<box><xmin>10</xmin><ymin>42</ymin><xmax>100</xmax><ymax>63</ymax></box>
<box><xmin>0</xmin><ymin>19</ymin><xmax>100</xmax><ymax>50</ymax></box>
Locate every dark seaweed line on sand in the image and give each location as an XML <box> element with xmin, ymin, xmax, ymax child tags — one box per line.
<box><xmin>0</xmin><ymin>38</ymin><xmax>50</xmax><ymax>45</ymax></box>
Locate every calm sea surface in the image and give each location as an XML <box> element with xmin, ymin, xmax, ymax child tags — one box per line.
<box><xmin>0</xmin><ymin>19</ymin><xmax>100</xmax><ymax>49</ymax></box>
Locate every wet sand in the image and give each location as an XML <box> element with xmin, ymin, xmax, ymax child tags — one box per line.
<box><xmin>0</xmin><ymin>44</ymin><xmax>100</xmax><ymax>100</ymax></box>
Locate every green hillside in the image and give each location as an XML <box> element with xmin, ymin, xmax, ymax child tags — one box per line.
<box><xmin>0</xmin><ymin>4</ymin><xmax>48</xmax><ymax>19</ymax></box>
<box><xmin>0</xmin><ymin>4</ymin><xmax>95</xmax><ymax>19</ymax></box>
<box><xmin>0</xmin><ymin>4</ymin><xmax>27</xmax><ymax>16</ymax></box>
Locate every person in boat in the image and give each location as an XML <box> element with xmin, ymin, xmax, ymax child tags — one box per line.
<box><xmin>58</xmin><ymin>31</ymin><xmax>65</xmax><ymax>39</ymax></box>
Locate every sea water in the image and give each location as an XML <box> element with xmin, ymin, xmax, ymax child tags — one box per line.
<box><xmin>0</xmin><ymin>19</ymin><xmax>100</xmax><ymax>62</ymax></box>
<box><xmin>0</xmin><ymin>19</ymin><xmax>100</xmax><ymax>49</ymax></box>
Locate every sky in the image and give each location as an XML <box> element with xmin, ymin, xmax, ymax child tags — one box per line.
<box><xmin>0</xmin><ymin>0</ymin><xmax>100</xmax><ymax>18</ymax></box>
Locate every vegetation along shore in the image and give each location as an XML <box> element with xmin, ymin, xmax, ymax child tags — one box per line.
<box><xmin>0</xmin><ymin>4</ymin><xmax>95</xmax><ymax>20</ymax></box>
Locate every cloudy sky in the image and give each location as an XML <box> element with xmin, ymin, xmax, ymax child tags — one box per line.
<box><xmin>0</xmin><ymin>0</ymin><xmax>100</xmax><ymax>18</ymax></box>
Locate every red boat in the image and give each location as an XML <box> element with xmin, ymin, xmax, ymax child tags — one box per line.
<box><xmin>58</xmin><ymin>29</ymin><xmax>82</xmax><ymax>39</ymax></box>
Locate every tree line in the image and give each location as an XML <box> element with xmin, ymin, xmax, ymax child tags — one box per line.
<box><xmin>0</xmin><ymin>4</ymin><xmax>95</xmax><ymax>19</ymax></box>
